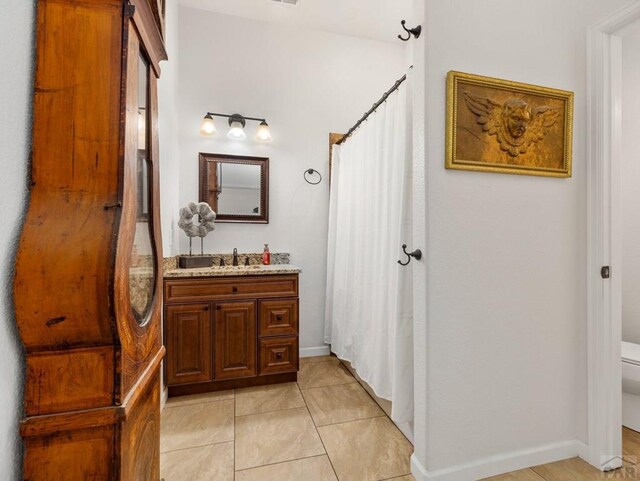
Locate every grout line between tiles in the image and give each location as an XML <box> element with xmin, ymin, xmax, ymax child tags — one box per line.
<box><xmin>165</xmin><ymin>396</ymin><xmax>235</xmax><ymax>409</ymax></box>
<box><xmin>300</xmin><ymin>382</ymin><xmax>341</xmax><ymax>481</ymax></box>
<box><xmin>160</xmin><ymin>439</ymin><xmax>234</xmax><ymax>455</ymax></box>
<box><xmin>234</xmin><ymin>453</ymin><xmax>329</xmax><ymax>474</ymax></box>
<box><xmin>235</xmin><ymin>404</ymin><xmax>307</xmax><ymax>419</ymax></box>
<box><xmin>315</xmin><ymin>413</ymin><xmax>389</xmax><ymax>429</ymax></box>
<box><xmin>305</xmin><ymin>358</ymin><xmax>414</xmax><ymax>450</ymax></box>
<box><xmin>299</xmin><ymin>381</ymin><xmax>367</xmax><ymax>394</ymax></box>
<box><xmin>335</xmin><ymin>361</ymin><xmax>414</xmax><ymax>448</ymax></box>
<box><xmin>298</xmin><ymin>380</ymin><xmax>359</xmax><ymax>391</ymax></box>
<box><xmin>335</xmin><ymin>358</ymin><xmax>417</xmax><ymax>458</ymax></box>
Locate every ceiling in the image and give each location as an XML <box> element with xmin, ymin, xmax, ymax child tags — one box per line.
<box><xmin>178</xmin><ymin>0</ymin><xmax>414</xmax><ymax>43</ymax></box>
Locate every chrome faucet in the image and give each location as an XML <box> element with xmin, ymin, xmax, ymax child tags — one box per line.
<box><xmin>232</xmin><ymin>248</ymin><xmax>239</xmax><ymax>266</ymax></box>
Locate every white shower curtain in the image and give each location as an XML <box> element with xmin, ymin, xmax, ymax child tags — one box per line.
<box><xmin>325</xmin><ymin>71</ymin><xmax>413</xmax><ymax>424</ymax></box>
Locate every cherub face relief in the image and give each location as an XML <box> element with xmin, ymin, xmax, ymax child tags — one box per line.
<box><xmin>502</xmin><ymin>99</ymin><xmax>531</xmax><ymax>140</ymax></box>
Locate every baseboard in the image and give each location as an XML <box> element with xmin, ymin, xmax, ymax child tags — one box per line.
<box><xmin>411</xmin><ymin>439</ymin><xmax>586</xmax><ymax>481</ymax></box>
<box><xmin>161</xmin><ymin>386</ymin><xmax>168</xmax><ymax>412</ymax></box>
<box><xmin>300</xmin><ymin>345</ymin><xmax>331</xmax><ymax>357</ymax></box>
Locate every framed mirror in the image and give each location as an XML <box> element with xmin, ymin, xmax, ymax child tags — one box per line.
<box><xmin>199</xmin><ymin>152</ymin><xmax>269</xmax><ymax>224</ymax></box>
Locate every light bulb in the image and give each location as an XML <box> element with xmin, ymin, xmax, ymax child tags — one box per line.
<box><xmin>256</xmin><ymin>121</ymin><xmax>272</xmax><ymax>142</ymax></box>
<box><xmin>200</xmin><ymin>114</ymin><xmax>217</xmax><ymax>136</ymax></box>
<box><xmin>227</xmin><ymin>120</ymin><xmax>247</xmax><ymax>140</ymax></box>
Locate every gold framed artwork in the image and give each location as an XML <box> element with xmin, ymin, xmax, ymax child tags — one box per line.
<box><xmin>446</xmin><ymin>71</ymin><xmax>574</xmax><ymax>178</ymax></box>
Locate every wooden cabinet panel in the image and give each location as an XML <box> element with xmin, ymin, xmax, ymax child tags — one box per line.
<box><xmin>165</xmin><ymin>275</ymin><xmax>298</xmax><ymax>303</ymax></box>
<box><xmin>259</xmin><ymin>299</ymin><xmax>298</xmax><ymax>337</ymax></box>
<box><xmin>259</xmin><ymin>337</ymin><xmax>299</xmax><ymax>376</ymax></box>
<box><xmin>119</xmin><ymin>372</ymin><xmax>161</xmax><ymax>481</ymax></box>
<box><xmin>214</xmin><ymin>301</ymin><xmax>257</xmax><ymax>380</ymax></box>
<box><xmin>23</xmin><ymin>424</ymin><xmax>116</xmax><ymax>481</ymax></box>
<box><xmin>25</xmin><ymin>346</ymin><xmax>114</xmax><ymax>416</ymax></box>
<box><xmin>165</xmin><ymin>303</ymin><xmax>212</xmax><ymax>386</ymax></box>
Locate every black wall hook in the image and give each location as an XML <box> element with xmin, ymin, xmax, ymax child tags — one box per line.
<box><xmin>398</xmin><ymin>244</ymin><xmax>422</xmax><ymax>266</ymax></box>
<box><xmin>398</xmin><ymin>20</ymin><xmax>422</xmax><ymax>42</ymax></box>
<box><xmin>304</xmin><ymin>168</ymin><xmax>322</xmax><ymax>185</ymax></box>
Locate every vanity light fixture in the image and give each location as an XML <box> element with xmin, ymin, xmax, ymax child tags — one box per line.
<box><xmin>199</xmin><ymin>114</ymin><xmax>217</xmax><ymax>136</ymax></box>
<box><xmin>200</xmin><ymin>112</ymin><xmax>272</xmax><ymax>142</ymax></box>
<box><xmin>256</xmin><ymin>121</ymin><xmax>272</xmax><ymax>142</ymax></box>
<box><xmin>227</xmin><ymin>114</ymin><xmax>247</xmax><ymax>140</ymax></box>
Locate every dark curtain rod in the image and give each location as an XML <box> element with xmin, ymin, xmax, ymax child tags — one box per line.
<box><xmin>336</xmin><ymin>67</ymin><xmax>412</xmax><ymax>146</ymax></box>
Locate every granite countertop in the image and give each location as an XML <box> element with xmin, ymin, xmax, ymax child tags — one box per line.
<box><xmin>164</xmin><ymin>263</ymin><xmax>301</xmax><ymax>278</ymax></box>
<box><xmin>163</xmin><ymin>253</ymin><xmax>300</xmax><ymax>278</ymax></box>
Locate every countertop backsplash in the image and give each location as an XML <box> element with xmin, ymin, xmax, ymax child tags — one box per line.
<box><xmin>163</xmin><ymin>253</ymin><xmax>291</xmax><ymax>271</ymax></box>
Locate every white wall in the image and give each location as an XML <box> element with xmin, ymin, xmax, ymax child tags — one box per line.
<box><xmin>178</xmin><ymin>7</ymin><xmax>407</xmax><ymax>351</ymax></box>
<box><xmin>0</xmin><ymin>0</ymin><xmax>33</xmax><ymax>478</ymax></box>
<box><xmin>179</xmin><ymin>0</ymin><xmax>413</xmax><ymax>43</ymax></box>
<box><xmin>621</xmin><ymin>24</ymin><xmax>640</xmax><ymax>344</ymax></box>
<box><xmin>218</xmin><ymin>188</ymin><xmax>261</xmax><ymax>216</ymax></box>
<box><xmin>413</xmin><ymin>0</ymin><xmax>634</xmax><ymax>477</ymax></box>
<box><xmin>409</xmin><ymin>0</ymin><xmax>428</xmax><ymax>471</ymax></box>
<box><xmin>159</xmin><ymin>0</ymin><xmax>181</xmax><ymax>256</ymax></box>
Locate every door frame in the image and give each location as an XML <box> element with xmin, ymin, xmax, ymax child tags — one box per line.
<box><xmin>586</xmin><ymin>0</ymin><xmax>640</xmax><ymax>470</ymax></box>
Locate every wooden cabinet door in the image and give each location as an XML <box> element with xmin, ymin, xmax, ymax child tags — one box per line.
<box><xmin>214</xmin><ymin>301</ymin><xmax>257</xmax><ymax>380</ymax></box>
<box><xmin>165</xmin><ymin>303</ymin><xmax>212</xmax><ymax>386</ymax></box>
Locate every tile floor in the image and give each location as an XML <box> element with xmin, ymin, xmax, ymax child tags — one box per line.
<box><xmin>484</xmin><ymin>428</ymin><xmax>640</xmax><ymax>481</ymax></box>
<box><xmin>160</xmin><ymin>355</ymin><xmax>415</xmax><ymax>481</ymax></box>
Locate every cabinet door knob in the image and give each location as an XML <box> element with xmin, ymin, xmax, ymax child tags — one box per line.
<box><xmin>276</xmin><ymin>352</ymin><xmax>283</xmax><ymax>359</ymax></box>
<box><xmin>216</xmin><ymin>305</ymin><xmax>221</xmax><ymax>311</ymax></box>
<box><xmin>276</xmin><ymin>315</ymin><xmax>283</xmax><ymax>321</ymax></box>
<box><xmin>203</xmin><ymin>306</ymin><xmax>209</xmax><ymax>311</ymax></box>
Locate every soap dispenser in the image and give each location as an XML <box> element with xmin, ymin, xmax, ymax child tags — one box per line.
<box><xmin>263</xmin><ymin>244</ymin><xmax>271</xmax><ymax>265</ymax></box>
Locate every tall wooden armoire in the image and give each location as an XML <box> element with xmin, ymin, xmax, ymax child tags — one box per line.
<box><xmin>13</xmin><ymin>1</ymin><xmax>167</xmax><ymax>479</ymax></box>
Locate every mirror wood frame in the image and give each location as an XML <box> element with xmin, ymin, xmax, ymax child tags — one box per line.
<box><xmin>199</xmin><ymin>152</ymin><xmax>269</xmax><ymax>224</ymax></box>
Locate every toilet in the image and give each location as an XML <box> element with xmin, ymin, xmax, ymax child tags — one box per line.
<box><xmin>622</xmin><ymin>341</ymin><xmax>640</xmax><ymax>431</ymax></box>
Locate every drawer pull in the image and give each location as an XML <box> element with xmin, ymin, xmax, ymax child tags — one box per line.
<box><xmin>232</xmin><ymin>286</ymin><xmax>238</xmax><ymax>293</ymax></box>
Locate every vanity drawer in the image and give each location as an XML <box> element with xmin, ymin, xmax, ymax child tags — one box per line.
<box><xmin>259</xmin><ymin>299</ymin><xmax>298</xmax><ymax>337</ymax></box>
<box><xmin>259</xmin><ymin>337</ymin><xmax>299</xmax><ymax>376</ymax></box>
<box><xmin>164</xmin><ymin>275</ymin><xmax>298</xmax><ymax>302</ymax></box>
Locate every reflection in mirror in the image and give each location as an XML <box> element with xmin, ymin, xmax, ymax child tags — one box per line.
<box><xmin>199</xmin><ymin>153</ymin><xmax>269</xmax><ymax>224</ymax></box>
<box><xmin>217</xmin><ymin>163</ymin><xmax>261</xmax><ymax>216</ymax></box>
<box><xmin>129</xmin><ymin>53</ymin><xmax>157</xmax><ymax>325</ymax></box>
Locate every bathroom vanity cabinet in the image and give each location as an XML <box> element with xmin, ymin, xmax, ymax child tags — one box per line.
<box><xmin>164</xmin><ymin>273</ymin><xmax>300</xmax><ymax>396</ymax></box>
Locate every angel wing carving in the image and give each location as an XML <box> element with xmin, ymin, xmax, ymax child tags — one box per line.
<box><xmin>463</xmin><ymin>90</ymin><xmax>560</xmax><ymax>157</ymax></box>
<box><xmin>463</xmin><ymin>90</ymin><xmax>503</xmax><ymax>136</ymax></box>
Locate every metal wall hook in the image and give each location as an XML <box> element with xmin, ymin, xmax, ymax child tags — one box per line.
<box><xmin>304</xmin><ymin>168</ymin><xmax>322</xmax><ymax>185</ymax></box>
<box><xmin>397</xmin><ymin>244</ymin><xmax>422</xmax><ymax>266</ymax></box>
<box><xmin>398</xmin><ymin>20</ymin><xmax>422</xmax><ymax>42</ymax></box>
